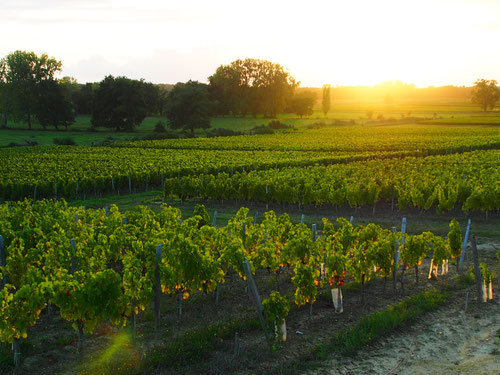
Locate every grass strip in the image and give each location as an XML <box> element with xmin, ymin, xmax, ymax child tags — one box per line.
<box><xmin>322</xmin><ymin>288</ymin><xmax>448</xmax><ymax>356</ymax></box>
<box><xmin>142</xmin><ymin>317</ymin><xmax>260</xmax><ymax>370</ymax></box>
<box><xmin>278</xmin><ymin>288</ymin><xmax>449</xmax><ymax>375</ymax></box>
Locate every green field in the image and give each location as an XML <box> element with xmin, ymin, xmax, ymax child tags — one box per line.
<box><xmin>1</xmin><ymin>99</ymin><xmax>498</xmax><ymax>147</ymax></box>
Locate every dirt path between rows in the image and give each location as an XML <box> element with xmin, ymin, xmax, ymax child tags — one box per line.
<box><xmin>309</xmin><ymin>290</ymin><xmax>500</xmax><ymax>375</ymax></box>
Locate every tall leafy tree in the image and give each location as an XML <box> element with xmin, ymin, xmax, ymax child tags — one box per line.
<box><xmin>143</xmin><ymin>82</ymin><xmax>163</xmax><ymax>116</ymax></box>
<box><xmin>471</xmin><ymin>79</ymin><xmax>499</xmax><ymax>111</ymax></box>
<box><xmin>35</xmin><ymin>79</ymin><xmax>75</xmax><ymax>130</ymax></box>
<box><xmin>91</xmin><ymin>75</ymin><xmax>147</xmax><ymax>132</ymax></box>
<box><xmin>256</xmin><ymin>59</ymin><xmax>298</xmax><ymax>118</ymax></box>
<box><xmin>4</xmin><ymin>51</ymin><xmax>62</xmax><ymax>129</ymax></box>
<box><xmin>287</xmin><ymin>91</ymin><xmax>316</xmax><ymax>118</ymax></box>
<box><xmin>208</xmin><ymin>63</ymin><xmax>244</xmax><ymax>116</ymax></box>
<box><xmin>209</xmin><ymin>59</ymin><xmax>298</xmax><ymax>118</ymax></box>
<box><xmin>0</xmin><ymin>58</ymin><xmax>9</xmax><ymax>129</ymax></box>
<box><xmin>322</xmin><ymin>84</ymin><xmax>331</xmax><ymax>117</ymax></box>
<box><xmin>58</xmin><ymin>76</ymin><xmax>81</xmax><ymax>115</ymax></box>
<box><xmin>165</xmin><ymin>80</ymin><xmax>213</xmax><ymax>135</ymax></box>
<box><xmin>72</xmin><ymin>83</ymin><xmax>94</xmax><ymax>115</ymax></box>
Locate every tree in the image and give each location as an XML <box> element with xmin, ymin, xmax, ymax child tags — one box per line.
<box><xmin>4</xmin><ymin>51</ymin><xmax>62</xmax><ymax>129</ymax></box>
<box><xmin>72</xmin><ymin>83</ymin><xmax>94</xmax><ymax>115</ymax></box>
<box><xmin>35</xmin><ymin>79</ymin><xmax>75</xmax><ymax>130</ymax></box>
<box><xmin>208</xmin><ymin>59</ymin><xmax>298</xmax><ymax>118</ymax></box>
<box><xmin>58</xmin><ymin>76</ymin><xmax>81</xmax><ymax>117</ymax></box>
<box><xmin>0</xmin><ymin>58</ymin><xmax>9</xmax><ymax>129</ymax></box>
<box><xmin>288</xmin><ymin>91</ymin><xmax>316</xmax><ymax>118</ymax></box>
<box><xmin>157</xmin><ymin>84</ymin><xmax>173</xmax><ymax>116</ymax></box>
<box><xmin>471</xmin><ymin>79</ymin><xmax>499</xmax><ymax>111</ymax></box>
<box><xmin>91</xmin><ymin>75</ymin><xmax>147</xmax><ymax>132</ymax></box>
<box><xmin>165</xmin><ymin>80</ymin><xmax>213</xmax><ymax>135</ymax></box>
<box><xmin>322</xmin><ymin>84</ymin><xmax>331</xmax><ymax>117</ymax></box>
<box><xmin>254</xmin><ymin>59</ymin><xmax>298</xmax><ymax>118</ymax></box>
<box><xmin>143</xmin><ymin>82</ymin><xmax>163</xmax><ymax>116</ymax></box>
<box><xmin>208</xmin><ymin>63</ymin><xmax>244</xmax><ymax>116</ymax></box>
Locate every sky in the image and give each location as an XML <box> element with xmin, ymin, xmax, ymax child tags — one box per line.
<box><xmin>1</xmin><ymin>0</ymin><xmax>500</xmax><ymax>88</ymax></box>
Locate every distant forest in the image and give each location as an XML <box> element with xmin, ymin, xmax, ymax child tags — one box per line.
<box><xmin>298</xmin><ymin>83</ymin><xmax>471</xmax><ymax>102</ymax></box>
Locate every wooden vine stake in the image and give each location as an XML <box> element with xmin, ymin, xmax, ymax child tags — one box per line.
<box><xmin>470</xmin><ymin>235</ymin><xmax>484</xmax><ymax>305</ymax></box>
<box><xmin>0</xmin><ymin>235</ymin><xmax>6</xmax><ymax>290</ymax></box>
<box><xmin>400</xmin><ymin>217</ymin><xmax>407</xmax><ymax>251</ymax></box>
<box><xmin>211</xmin><ymin>211</ymin><xmax>221</xmax><ymax>306</ymax></box>
<box><xmin>13</xmin><ymin>338</ymin><xmax>21</xmax><ymax>370</ymax></box>
<box><xmin>242</xmin><ymin>260</ymin><xmax>271</xmax><ymax>344</ymax></box>
<box><xmin>233</xmin><ymin>332</ymin><xmax>241</xmax><ymax>358</ymax></box>
<box><xmin>498</xmin><ymin>264</ymin><xmax>500</xmax><ymax>292</ymax></box>
<box><xmin>311</xmin><ymin>223</ymin><xmax>319</xmax><ymax>319</ymax></box>
<box><xmin>242</xmin><ymin>223</ymin><xmax>251</xmax><ymax>298</ymax></box>
<box><xmin>265</xmin><ymin>185</ymin><xmax>269</xmax><ymax>211</ymax></box>
<box><xmin>70</xmin><ymin>239</ymin><xmax>84</xmax><ymax>352</ymax></box>
<box><xmin>70</xmin><ymin>239</ymin><xmax>76</xmax><ymax>276</ymax></box>
<box><xmin>154</xmin><ymin>244</ymin><xmax>162</xmax><ymax>332</ymax></box>
<box><xmin>458</xmin><ymin>219</ymin><xmax>472</xmax><ymax>270</ymax></box>
<box><xmin>0</xmin><ymin>236</ymin><xmax>19</xmax><ymax>367</ymax></box>
<box><xmin>391</xmin><ymin>227</ymin><xmax>398</xmax><ymax>293</ymax></box>
<box><xmin>177</xmin><ymin>292</ymin><xmax>183</xmax><ymax>319</ymax></box>
<box><xmin>397</xmin><ymin>218</ymin><xmax>407</xmax><ymax>291</ymax></box>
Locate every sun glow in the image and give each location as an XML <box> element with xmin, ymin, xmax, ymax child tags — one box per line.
<box><xmin>77</xmin><ymin>331</ymin><xmax>140</xmax><ymax>374</ymax></box>
<box><xmin>1</xmin><ymin>0</ymin><xmax>499</xmax><ymax>87</ymax></box>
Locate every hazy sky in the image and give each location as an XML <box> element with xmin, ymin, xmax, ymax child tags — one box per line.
<box><xmin>2</xmin><ymin>0</ymin><xmax>499</xmax><ymax>87</ymax></box>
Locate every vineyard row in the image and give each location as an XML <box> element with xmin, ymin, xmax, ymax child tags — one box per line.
<box><xmin>0</xmin><ymin>199</ymin><xmax>471</xmax><ymax>351</ymax></box>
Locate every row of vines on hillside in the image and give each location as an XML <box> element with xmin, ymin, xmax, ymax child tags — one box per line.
<box><xmin>0</xmin><ymin>200</ymin><xmax>466</xmax><ymax>362</ymax></box>
<box><xmin>0</xmin><ymin>146</ymin><xmax>403</xmax><ymax>200</ymax></box>
<box><xmin>164</xmin><ymin>150</ymin><xmax>500</xmax><ymax>214</ymax></box>
<box><xmin>0</xmin><ymin>126</ymin><xmax>499</xmax><ymax>202</ymax></box>
<box><xmin>115</xmin><ymin>126</ymin><xmax>500</xmax><ymax>152</ymax></box>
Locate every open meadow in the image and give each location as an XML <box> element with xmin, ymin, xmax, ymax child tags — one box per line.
<box><xmin>2</xmin><ymin>99</ymin><xmax>500</xmax><ymax>147</ymax></box>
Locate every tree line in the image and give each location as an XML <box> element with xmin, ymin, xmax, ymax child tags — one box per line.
<box><xmin>0</xmin><ymin>51</ymin><xmax>329</xmax><ymax>134</ymax></box>
<box><xmin>1</xmin><ymin>50</ymin><xmax>497</xmax><ymax>134</ymax></box>
<box><xmin>0</xmin><ymin>51</ymin><xmax>316</xmax><ymax>132</ymax></box>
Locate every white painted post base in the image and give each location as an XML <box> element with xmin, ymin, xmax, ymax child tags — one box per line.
<box><xmin>331</xmin><ymin>287</ymin><xmax>343</xmax><ymax>313</ymax></box>
<box><xmin>428</xmin><ymin>259</ymin><xmax>439</xmax><ymax>279</ymax></box>
<box><xmin>274</xmin><ymin>320</ymin><xmax>287</xmax><ymax>342</ymax></box>
<box><xmin>482</xmin><ymin>281</ymin><xmax>488</xmax><ymax>303</ymax></box>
